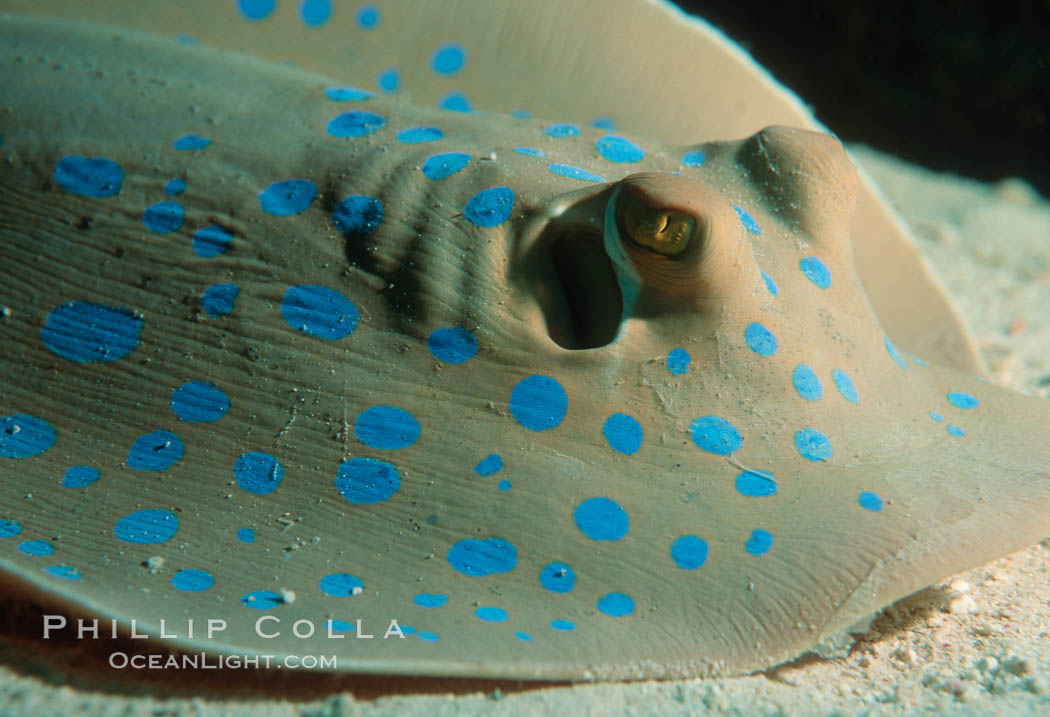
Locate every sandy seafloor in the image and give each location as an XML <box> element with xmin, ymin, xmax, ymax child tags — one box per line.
<box><xmin>3</xmin><ymin>147</ymin><xmax>1050</xmax><ymax>716</ymax></box>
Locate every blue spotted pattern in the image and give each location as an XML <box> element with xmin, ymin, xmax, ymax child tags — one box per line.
<box><xmin>736</xmin><ymin>469</ymin><xmax>778</xmax><ymax>497</ymax></box>
<box><xmin>800</xmin><ymin>256</ymin><xmax>832</xmax><ymax>289</ymax></box>
<box><xmin>792</xmin><ymin>364</ymin><xmax>823</xmax><ymax>401</ymax></box>
<box><xmin>171</xmin><ymin>381</ymin><xmax>229</xmax><ymax>422</ymax></box>
<box><xmin>421</xmin><ymin>152</ymin><xmax>471</xmax><ymax>180</ymax></box>
<box><xmin>325</xmin><ymin>86</ymin><xmax>374</xmax><ymax>101</ymax></box>
<box><xmin>62</xmin><ymin>466</ymin><xmax>99</xmax><ymax>488</ymax></box>
<box><xmin>327</xmin><ymin>111</ymin><xmax>386</xmax><ymax>137</ymax></box>
<box><xmin>761</xmin><ymin>271</ymin><xmax>779</xmax><ymax>297</ymax></box>
<box><xmin>114</xmin><ymin>509</ymin><xmax>179</xmax><ymax>544</ymax></box>
<box><xmin>192</xmin><ymin>224</ymin><xmax>233</xmax><ymax>258</ymax></box>
<box><xmin>667</xmin><ymin>348</ymin><xmax>691</xmax><ymax>376</ymax></box>
<box><xmin>446</xmin><ymin>537</ymin><xmax>517</xmax><ymax>576</ymax></box>
<box><xmin>0</xmin><ymin>521</ymin><xmax>21</xmax><ymax>538</ymax></box>
<box><xmin>551</xmin><ymin>619</ymin><xmax>575</xmax><ymax>631</ymax></box>
<box><xmin>509</xmin><ymin>375</ymin><xmax>567</xmax><ymax>431</ymax></box>
<box><xmin>18</xmin><ymin>540</ymin><xmax>54</xmax><ymax>556</ymax></box>
<box><xmin>356</xmin><ymin>4</ymin><xmax>379</xmax><ymax>28</ymax></box>
<box><xmin>45</xmin><ymin>566</ymin><xmax>82</xmax><ymax>580</ymax></box>
<box><xmin>41</xmin><ymin>301</ymin><xmax>142</xmax><ymax>363</ymax></box>
<box><xmin>539</xmin><ymin>562</ymin><xmax>575</xmax><ymax>593</ymax></box>
<box><xmin>597</xmin><ymin>592</ymin><xmax>635</xmax><ymax>618</ymax></box>
<box><xmin>238</xmin><ymin>0</ymin><xmax>274</xmax><ymax>21</ymax></box>
<box><xmin>143</xmin><ymin>201</ymin><xmax>184</xmax><ymax>233</ymax></box>
<box><xmin>333</xmin><ymin>194</ymin><xmax>383</xmax><ymax>234</ymax></box>
<box><xmin>413</xmin><ymin>593</ymin><xmax>448</xmax><ymax>608</ymax></box>
<box><xmin>681</xmin><ymin>150</ymin><xmax>706</xmax><ymax>167</ymax></box>
<box><xmin>885</xmin><ymin>336</ymin><xmax>908</xmax><ymax>370</ymax></box>
<box><xmin>544</xmin><ymin>124</ymin><xmax>579</xmax><ymax>138</ymax></box>
<box><xmin>690</xmin><ymin>415</ymin><xmax>742</xmax><ymax>455</ymax></box>
<box><xmin>733</xmin><ymin>205</ymin><xmax>761</xmax><ymax>234</ymax></box>
<box><xmin>334</xmin><ymin>458</ymin><xmax>400</xmax><ymax>504</ymax></box>
<box><xmin>172</xmin><ymin>569</ymin><xmax>214</xmax><ymax>592</ymax></box>
<box><xmin>858</xmin><ymin>492</ymin><xmax>885</xmax><ymax>511</ymax></box>
<box><xmin>0</xmin><ymin>414</ymin><xmax>56</xmax><ymax>459</ymax></box>
<box><xmin>475</xmin><ymin>606</ymin><xmax>507</xmax><ymax>622</ymax></box>
<box><xmin>376</xmin><ymin>68</ymin><xmax>399</xmax><ymax>92</ymax></box>
<box><xmin>513</xmin><ymin>147</ymin><xmax>545</xmax><ymax>157</ymax></box>
<box><xmin>319</xmin><ymin>573</ymin><xmax>364</xmax><ymax>597</ymax></box>
<box><xmin>397</xmin><ymin>127</ymin><xmax>443</xmax><ymax>143</ymax></box>
<box><xmin>281</xmin><ymin>285</ymin><xmax>359</xmax><ymax>340</ymax></box>
<box><xmin>746</xmin><ymin>529</ymin><xmax>773</xmax><ymax>556</ymax></box>
<box><xmin>427</xmin><ymin>327</ymin><xmax>477</xmax><ymax>363</ymax></box>
<box><xmin>164</xmin><ymin>178</ymin><xmax>186</xmax><ymax>196</ymax></box>
<box><xmin>300</xmin><ymin>0</ymin><xmax>332</xmax><ymax>26</ymax></box>
<box><xmin>745</xmin><ymin>322</ymin><xmax>778</xmax><ymax>356</ymax></box>
<box><xmin>795</xmin><ymin>428</ymin><xmax>833</xmax><ymax>462</ymax></box>
<box><xmin>596</xmin><ymin>135</ymin><xmax>644</xmax><ymax>163</ymax></box>
<box><xmin>474</xmin><ymin>454</ymin><xmax>503</xmax><ymax>477</ymax></box>
<box><xmin>464</xmin><ymin>186</ymin><xmax>514</xmax><ymax>227</ymax></box>
<box><xmin>355</xmin><ymin>406</ymin><xmax>420</xmax><ymax>450</ymax></box>
<box><xmin>431</xmin><ymin>44</ymin><xmax>466</xmax><ymax>75</ymax></box>
<box><xmin>947</xmin><ymin>425</ymin><xmax>966</xmax><ymax>437</ymax></box>
<box><xmin>241</xmin><ymin>591</ymin><xmax>283</xmax><ymax>610</ymax></box>
<box><xmin>126</xmin><ymin>431</ymin><xmax>183</xmax><ymax>471</ymax></box>
<box><xmin>259</xmin><ymin>179</ymin><xmax>316</xmax><ymax>216</ymax></box>
<box><xmin>202</xmin><ymin>284</ymin><xmax>239</xmax><ymax>317</ymax></box>
<box><xmin>947</xmin><ymin>392</ymin><xmax>979</xmax><ymax>410</ymax></box>
<box><xmin>548</xmin><ymin>164</ymin><xmax>605</xmax><ymax>182</ymax></box>
<box><xmin>833</xmin><ymin>369</ymin><xmax>860</xmax><ymax>404</ymax></box>
<box><xmin>438</xmin><ymin>92</ymin><xmax>472</xmax><ymax>112</ymax></box>
<box><xmin>671</xmin><ymin>536</ymin><xmax>708</xmax><ymax>570</ymax></box>
<box><xmin>602</xmin><ymin>413</ymin><xmax>642</xmax><ymax>455</ymax></box>
<box><xmin>173</xmin><ymin>134</ymin><xmax>210</xmax><ymax>151</ymax></box>
<box><xmin>54</xmin><ymin>155</ymin><xmax>123</xmax><ymax>197</ymax></box>
<box><xmin>574</xmin><ymin>497</ymin><xmax>629</xmax><ymax>541</ymax></box>
<box><xmin>234</xmin><ymin>452</ymin><xmax>284</xmax><ymax>495</ymax></box>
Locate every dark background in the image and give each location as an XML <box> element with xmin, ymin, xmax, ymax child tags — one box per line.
<box><xmin>669</xmin><ymin>1</ymin><xmax>1050</xmax><ymax>198</ymax></box>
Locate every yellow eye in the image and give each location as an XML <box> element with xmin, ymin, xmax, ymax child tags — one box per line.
<box><xmin>616</xmin><ymin>189</ymin><xmax>695</xmax><ymax>257</ymax></box>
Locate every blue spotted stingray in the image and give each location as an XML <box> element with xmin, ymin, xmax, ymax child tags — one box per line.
<box><xmin>0</xmin><ymin>0</ymin><xmax>1048</xmax><ymax>681</ymax></box>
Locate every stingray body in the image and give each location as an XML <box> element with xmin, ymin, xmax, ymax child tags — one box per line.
<box><xmin>0</xmin><ymin>2</ymin><xmax>1048</xmax><ymax>681</ymax></box>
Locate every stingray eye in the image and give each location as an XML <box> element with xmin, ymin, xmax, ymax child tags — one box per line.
<box><xmin>615</xmin><ymin>186</ymin><xmax>695</xmax><ymax>257</ymax></box>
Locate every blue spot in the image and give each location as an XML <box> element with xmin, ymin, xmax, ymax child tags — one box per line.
<box><xmin>833</xmin><ymin>369</ymin><xmax>859</xmax><ymax>404</ymax></box>
<box><xmin>885</xmin><ymin>336</ymin><xmax>908</xmax><ymax>370</ymax></box>
<box><xmin>332</xmin><ymin>194</ymin><xmax>383</xmax><ymax>234</ymax></box>
<box><xmin>515</xmin><ymin>631</ymin><xmax>532</xmax><ymax>642</ymax></box>
<box><xmin>745</xmin><ymin>529</ymin><xmax>773</xmax><ymax>556</ymax></box>
<box><xmin>126</xmin><ymin>431</ymin><xmax>183</xmax><ymax>471</ymax></box>
<box><xmin>62</xmin><ymin>465</ymin><xmax>99</xmax><ymax>488</ymax></box>
<box><xmin>597</xmin><ymin>592</ymin><xmax>634</xmax><ymax>618</ymax></box>
<box><xmin>376</xmin><ymin>68</ymin><xmax>399</xmax><ymax>92</ymax></box>
<box><xmin>300</xmin><ymin>0</ymin><xmax>331</xmax><ymax>26</ymax></box>
<box><xmin>413</xmin><ymin>593</ymin><xmax>447</xmax><ymax>608</ymax></box>
<box><xmin>325</xmin><ymin>86</ymin><xmax>374</xmax><ymax>101</ymax></box>
<box><xmin>670</xmin><ymin>535</ymin><xmax>708</xmax><ymax>570</ymax></box>
<box><xmin>45</xmin><ymin>566</ymin><xmax>81</xmax><ymax>580</ymax></box>
<box><xmin>596</xmin><ymin>135</ymin><xmax>645</xmax><ymax>163</ymax></box>
<box><xmin>397</xmin><ymin>127</ymin><xmax>443</xmax><ymax>143</ymax></box>
<box><xmin>236</xmin><ymin>528</ymin><xmax>255</xmax><ymax>543</ymax></box>
<box><xmin>241</xmin><ymin>591</ymin><xmax>283</xmax><ymax>610</ymax></box>
<box><xmin>475</xmin><ymin>606</ymin><xmax>507</xmax><ymax>622</ymax></box>
<box><xmin>602</xmin><ymin>413</ymin><xmax>642</xmax><ymax>455</ymax></box>
<box><xmin>800</xmin><ymin>256</ymin><xmax>832</xmax><ymax>289</ymax></box>
<box><xmin>259</xmin><ymin>179</ymin><xmax>316</xmax><ymax>216</ymax></box>
<box><xmin>114</xmin><ymin>509</ymin><xmax>179</xmax><ymax>544</ymax></box>
<box><xmin>592</xmin><ymin>116</ymin><xmax>616</xmax><ymax>129</ymax></box>
<box><xmin>18</xmin><ymin>540</ymin><xmax>54</xmax><ymax>556</ymax></box>
<box><xmin>143</xmin><ymin>201</ymin><xmax>184</xmax><ymax>234</ymax></box>
<box><xmin>234</xmin><ymin>452</ymin><xmax>284</xmax><ymax>495</ymax></box>
<box><xmin>418</xmin><ymin>631</ymin><xmax>438</xmax><ymax>642</ymax></box>
<box><xmin>908</xmin><ymin>353</ymin><xmax>930</xmax><ymax>367</ymax></box>
<box><xmin>172</xmin><ymin>569</ymin><xmax>214</xmax><ymax>592</ymax></box>
<box><xmin>446</xmin><ymin>537</ymin><xmax>517</xmax><ymax>576</ymax></box>
<box><xmin>427</xmin><ymin>327</ymin><xmax>477</xmax><ymax>363</ymax></box>
<box><xmin>54</xmin><ymin>155</ymin><xmax>123</xmax><ymax>197</ymax></box>
<box><xmin>281</xmin><ymin>285</ymin><xmax>359</xmax><ymax>340</ymax></box>
<box><xmin>544</xmin><ymin>124</ymin><xmax>579</xmax><ymax>138</ymax></box>
<box><xmin>438</xmin><ymin>92</ymin><xmax>472</xmax><ymax>112</ymax></box>
<box><xmin>422</xmin><ymin>152</ymin><xmax>471</xmax><ymax>180</ymax></box>
<box><xmin>474</xmin><ymin>454</ymin><xmax>503</xmax><ymax>477</ymax></box>
<box><xmin>795</xmin><ymin>428</ymin><xmax>833</xmax><ymax>462</ymax></box>
<box><xmin>192</xmin><ymin>224</ymin><xmax>233</xmax><ymax>258</ymax></box>
<box><xmin>733</xmin><ymin>205</ymin><xmax>761</xmax><ymax>234</ymax></box>
<box><xmin>335</xmin><ymin>457</ymin><xmax>400</xmax><ymax>503</ymax></box>
<box><xmin>319</xmin><ymin>573</ymin><xmax>364</xmax><ymax>597</ymax></box>
<box><xmin>164</xmin><ymin>178</ymin><xmax>186</xmax><ymax>196</ymax></box>
<box><xmin>858</xmin><ymin>492</ymin><xmax>884</xmax><ymax>512</ymax></box>
<box><xmin>551</xmin><ymin>619</ymin><xmax>575</xmax><ymax>631</ymax></box>
<box><xmin>947</xmin><ymin>392</ymin><xmax>979</xmax><ymax>410</ymax></box>
<box><xmin>41</xmin><ymin>301</ymin><xmax>142</xmax><ymax>363</ymax></box>
<box><xmin>539</xmin><ymin>562</ymin><xmax>575</xmax><ymax>593</ymax></box>
<box><xmin>173</xmin><ymin>134</ymin><xmax>210</xmax><ymax>151</ymax></box>
<box><xmin>431</xmin><ymin>44</ymin><xmax>466</xmax><ymax>75</ymax></box>
<box><xmin>792</xmin><ymin>364</ymin><xmax>823</xmax><ymax>401</ymax></box>
<box><xmin>498</xmin><ymin>480</ymin><xmax>511</xmax><ymax>491</ymax></box>
<box><xmin>947</xmin><ymin>425</ymin><xmax>966</xmax><ymax>437</ymax></box>
<box><xmin>513</xmin><ymin>147</ymin><xmax>545</xmax><ymax>158</ymax></box>
<box><xmin>689</xmin><ymin>415</ymin><xmax>742</xmax><ymax>455</ymax></box>
<box><xmin>0</xmin><ymin>521</ymin><xmax>21</xmax><ymax>538</ymax></box>
<box><xmin>202</xmin><ymin>284</ymin><xmax>239</xmax><ymax>318</ymax></box>
<box><xmin>509</xmin><ymin>110</ymin><xmax>532</xmax><ymax>119</ymax></box>
<box><xmin>238</xmin><ymin>0</ymin><xmax>274</xmax><ymax>20</ymax></box>
<box><xmin>667</xmin><ymin>348</ymin><xmax>691</xmax><ymax>376</ymax></box>
<box><xmin>929</xmin><ymin>411</ymin><xmax>945</xmax><ymax>422</ymax></box>
<box><xmin>745</xmin><ymin>322</ymin><xmax>778</xmax><ymax>356</ymax></box>
<box><xmin>548</xmin><ymin>164</ymin><xmax>605</xmax><ymax>182</ymax></box>
<box><xmin>761</xmin><ymin>271</ymin><xmax>779</xmax><ymax>297</ymax></box>
<box><xmin>574</xmin><ymin>497</ymin><xmax>629</xmax><ymax>541</ymax></box>
<box><xmin>509</xmin><ymin>375</ymin><xmax>567</xmax><ymax>431</ymax></box>
<box><xmin>327</xmin><ymin>111</ymin><xmax>386</xmax><ymax>138</ymax></box>
<box><xmin>328</xmin><ymin>620</ymin><xmax>354</xmax><ymax>633</ymax></box>
<box><xmin>171</xmin><ymin>381</ymin><xmax>229</xmax><ymax>422</ymax></box>
<box><xmin>464</xmin><ymin>186</ymin><xmax>514</xmax><ymax>227</ymax></box>
<box><xmin>356</xmin><ymin>3</ymin><xmax>379</xmax><ymax>28</ymax></box>
<box><xmin>355</xmin><ymin>406</ymin><xmax>420</xmax><ymax>450</ymax></box>
<box><xmin>0</xmin><ymin>414</ymin><xmax>56</xmax><ymax>458</ymax></box>
<box><xmin>681</xmin><ymin>150</ymin><xmax>706</xmax><ymax>167</ymax></box>
<box><xmin>735</xmin><ymin>469</ymin><xmax>778</xmax><ymax>497</ymax></box>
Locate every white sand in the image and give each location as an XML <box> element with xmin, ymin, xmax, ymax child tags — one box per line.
<box><xmin>3</xmin><ymin>148</ymin><xmax>1050</xmax><ymax>716</ymax></box>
